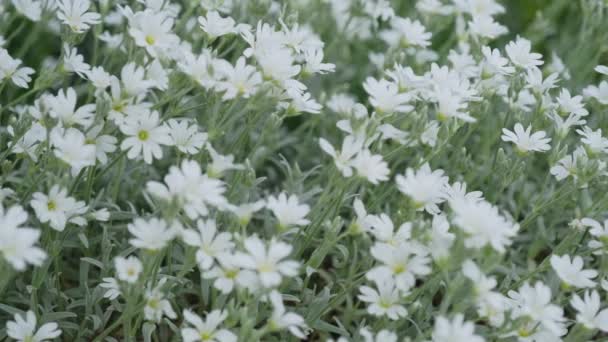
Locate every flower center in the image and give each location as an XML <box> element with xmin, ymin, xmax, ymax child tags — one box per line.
<box><xmin>379</xmin><ymin>298</ymin><xmax>393</xmax><ymax>309</ymax></box>
<box><xmin>225</xmin><ymin>269</ymin><xmax>238</xmax><ymax>279</ymax></box>
<box><xmin>138</xmin><ymin>130</ymin><xmax>149</xmax><ymax>141</ymax></box>
<box><xmin>392</xmin><ymin>264</ymin><xmax>406</xmax><ymax>274</ymax></box>
<box><xmin>258</xmin><ymin>261</ymin><xmax>275</xmax><ymax>273</ymax></box>
<box><xmin>200</xmin><ymin>331</ymin><xmax>214</xmax><ymax>340</ymax></box>
<box><xmin>148</xmin><ymin>298</ymin><xmax>160</xmax><ymax>309</ymax></box>
<box><xmin>47</xmin><ymin>200</ymin><xmax>57</xmax><ymax>211</ymax></box>
<box><xmin>145</xmin><ymin>35</ymin><xmax>155</xmax><ymax>45</ymax></box>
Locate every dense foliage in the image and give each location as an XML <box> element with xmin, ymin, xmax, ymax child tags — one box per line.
<box><xmin>1</xmin><ymin>0</ymin><xmax>608</xmax><ymax>341</ymax></box>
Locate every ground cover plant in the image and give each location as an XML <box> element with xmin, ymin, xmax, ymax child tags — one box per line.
<box><xmin>1</xmin><ymin>0</ymin><xmax>608</xmax><ymax>340</ymax></box>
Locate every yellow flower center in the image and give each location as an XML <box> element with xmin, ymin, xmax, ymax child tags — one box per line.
<box><xmin>518</xmin><ymin>327</ymin><xmax>532</xmax><ymax>337</ymax></box>
<box><xmin>258</xmin><ymin>262</ymin><xmax>274</xmax><ymax>273</ymax></box>
<box><xmin>379</xmin><ymin>299</ymin><xmax>392</xmax><ymax>309</ymax></box>
<box><xmin>138</xmin><ymin>130</ymin><xmax>149</xmax><ymax>141</ymax></box>
<box><xmin>47</xmin><ymin>200</ymin><xmax>57</xmax><ymax>211</ymax></box>
<box><xmin>148</xmin><ymin>298</ymin><xmax>160</xmax><ymax>309</ymax></box>
<box><xmin>200</xmin><ymin>331</ymin><xmax>214</xmax><ymax>340</ymax></box>
<box><xmin>225</xmin><ymin>269</ymin><xmax>238</xmax><ymax>279</ymax></box>
<box><xmin>392</xmin><ymin>264</ymin><xmax>406</xmax><ymax>274</ymax></box>
<box><xmin>145</xmin><ymin>35</ymin><xmax>155</xmax><ymax>45</ymax></box>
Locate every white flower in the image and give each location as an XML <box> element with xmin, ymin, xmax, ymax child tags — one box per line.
<box><xmin>144</xmin><ymin>278</ymin><xmax>176</xmax><ymax>323</ymax></box>
<box><xmin>380</xmin><ymin>17</ymin><xmax>431</xmax><ymax>48</ymax></box>
<box><xmin>200</xmin><ymin>0</ymin><xmax>233</xmax><ymax>12</ymax></box>
<box><xmin>0</xmin><ymin>204</ymin><xmax>46</xmax><ymax>271</ymax></box>
<box><xmin>481</xmin><ymin>46</ymin><xmax>514</xmax><ymax>77</ymax></box>
<box><xmin>63</xmin><ymin>44</ymin><xmax>89</xmax><ymax>76</ymax></box>
<box><xmin>91</xmin><ymin>208</ymin><xmax>110</xmax><ymax>222</ymax></box>
<box><xmin>468</xmin><ymin>15</ymin><xmax>507</xmax><ymax>39</ymax></box>
<box><xmin>577</xmin><ymin>126</ymin><xmax>608</xmax><ymax>154</ymax></box>
<box><xmin>524</xmin><ymin>67</ymin><xmax>559</xmax><ymax>94</ymax></box>
<box><xmin>198</xmin><ymin>11</ymin><xmax>236</xmax><ymax>39</ymax></box>
<box><xmin>570</xmin><ymin>290</ymin><xmax>608</xmax><ymax>331</ymax></box>
<box><xmin>556</xmin><ymin>89</ymin><xmax>588</xmax><ymax>117</ymax></box>
<box><xmin>128</xmin><ymin>10</ymin><xmax>179</xmax><ymax>57</ymax></box>
<box><xmin>549</xmin><ymin>148</ymin><xmax>587</xmax><ymax>181</ymax></box>
<box><xmin>8</xmin><ymin>123</ymin><xmax>46</xmax><ymax>161</ymax></box>
<box><xmin>434</xmin><ymin>90</ymin><xmax>476</xmax><ymax>122</ymax></box>
<box><xmin>6</xmin><ymin>311</ymin><xmax>62</xmax><ymax>342</ymax></box>
<box><xmin>416</xmin><ymin>0</ymin><xmax>454</xmax><ymax>15</ymax></box>
<box><xmin>462</xmin><ymin>260</ymin><xmax>508</xmax><ymax>326</ymax></box>
<box><xmin>30</xmin><ymin>185</ymin><xmax>88</xmax><ymax>231</ymax></box>
<box><xmin>421</xmin><ymin>120</ymin><xmax>440</xmax><ymax>147</ymax></box>
<box><xmin>178</xmin><ymin>51</ymin><xmax>218</xmax><ymax>90</ymax></box>
<box><xmin>256</xmin><ymin>47</ymin><xmax>300</xmax><ymax>84</ymax></box>
<box><xmin>266</xmin><ymin>192</ymin><xmax>310</xmax><ymax>229</ymax></box>
<box><xmin>146</xmin><ymin>59</ymin><xmax>168</xmax><ymax>90</ymax></box>
<box><xmin>358</xmin><ymin>276</ymin><xmax>407</xmax><ymax>320</ymax></box>
<box><xmin>505</xmin><ymin>36</ymin><xmax>543</xmax><ymax>69</ymax></box>
<box><xmin>327</xmin><ymin>94</ymin><xmax>357</xmax><ymax>116</ymax></box>
<box><xmin>501</xmin><ymin>123</ymin><xmax>551</xmax><ymax>153</ymax></box>
<box><xmin>427</xmin><ymin>214</ymin><xmax>455</xmax><ymax>261</ymax></box>
<box><xmin>206</xmin><ymin>144</ymin><xmax>244</xmax><ymax>177</ymax></box>
<box><xmin>182</xmin><ymin>219</ymin><xmax>234</xmax><ymax>270</ymax></box>
<box><xmin>229</xmin><ymin>200</ymin><xmax>265</xmax><ymax>226</ymax></box>
<box><xmin>280</xmin><ymin>87</ymin><xmax>323</xmax><ymax>115</ymax></box>
<box><xmin>204</xmin><ymin>253</ymin><xmax>257</xmax><ymax>294</ymax></box>
<box><xmin>0</xmin><ymin>48</ymin><xmax>34</xmax><ymax>88</ymax></box>
<box><xmin>595</xmin><ymin>65</ymin><xmax>608</xmax><ymax>76</ymax></box>
<box><xmin>583</xmin><ymin>81</ymin><xmax>608</xmax><ymax>105</ymax></box>
<box><xmin>450</xmin><ymin>197</ymin><xmax>519</xmax><ymax>253</ymax></box>
<box><xmin>359</xmin><ymin>328</ymin><xmax>398</xmax><ymax>342</ymax></box>
<box><xmin>51</xmin><ymin>127</ymin><xmax>96</xmax><ymax>176</ymax></box>
<box><xmin>367</xmin><ymin>242</ymin><xmax>431</xmax><ymax>292</ymax></box>
<box><xmin>550</xmin><ymin>112</ymin><xmax>586</xmax><ymax>139</ymax></box>
<box><xmin>85</xmin><ymin>124</ymin><xmax>118</xmax><ymax>165</ymax></box>
<box><xmin>47</xmin><ymin>87</ymin><xmax>95</xmax><ymax>127</ymax></box>
<box><xmin>86</xmin><ymin>66</ymin><xmax>112</xmax><ymax>90</ymax></box>
<box><xmin>363</xmin><ymin>77</ymin><xmax>413</xmax><ymax>114</ymax></box>
<box><xmin>128</xmin><ymin>217</ymin><xmax>176</xmax><ymax>251</ymax></box>
<box><xmin>269</xmin><ymin>290</ymin><xmax>309</xmax><ymax>339</ymax></box>
<box><xmin>114</xmin><ymin>255</ymin><xmax>142</xmax><ymax>284</ymax></box>
<box><xmin>233</xmin><ymin>236</ymin><xmax>299</xmax><ymax>288</ymax></box>
<box><xmin>302</xmin><ymin>48</ymin><xmax>335</xmax><ymax>75</ymax></box>
<box><xmin>12</xmin><ymin>0</ymin><xmax>42</xmax><ymax>21</ymax></box>
<box><xmin>395</xmin><ymin>163</ymin><xmax>448</xmax><ymax>214</ymax></box>
<box><xmin>166</xmin><ymin>119</ymin><xmax>207</xmax><ymax>155</ymax></box>
<box><xmin>581</xmin><ymin>218</ymin><xmax>608</xmax><ymax>254</ymax></box>
<box><xmin>444</xmin><ymin>181</ymin><xmax>484</xmax><ymax>204</ymax></box>
<box><xmin>146</xmin><ymin>159</ymin><xmax>228</xmax><ymax>219</ymax></box>
<box><xmin>181</xmin><ymin>309</ymin><xmax>236</xmax><ymax>342</ymax></box>
<box><xmin>508</xmin><ymin>281</ymin><xmax>567</xmax><ymax>337</ymax></box>
<box><xmin>57</xmin><ymin>0</ymin><xmax>101</xmax><ymax>33</ymax></box>
<box><xmin>550</xmin><ymin>254</ymin><xmax>597</xmax><ymax>288</ymax></box>
<box><xmin>119</xmin><ymin>62</ymin><xmax>155</xmax><ymax>97</ymax></box>
<box><xmin>365</xmin><ymin>214</ymin><xmax>411</xmax><ymax>246</ymax></box>
<box><xmin>454</xmin><ymin>0</ymin><xmax>504</xmax><ymax>16</ymax></box>
<box><xmin>432</xmin><ymin>314</ymin><xmax>485</xmax><ymax>342</ymax></box>
<box><xmin>348</xmin><ymin>198</ymin><xmax>371</xmax><ymax>234</ymax></box>
<box><xmin>120</xmin><ymin>110</ymin><xmax>172</xmax><ymax>164</ymax></box>
<box><xmin>214</xmin><ymin>57</ymin><xmax>262</xmax><ymax>100</ymax></box>
<box><xmin>363</xmin><ymin>0</ymin><xmax>394</xmax><ymax>20</ymax></box>
<box><xmin>99</xmin><ymin>277</ymin><xmax>121</xmax><ymax>300</ymax></box>
<box><xmin>352</xmin><ymin>149</ymin><xmax>390</xmax><ymax>185</ymax></box>
<box><xmin>378</xmin><ymin>124</ymin><xmax>409</xmax><ymax>145</ymax></box>
<box><xmin>319</xmin><ymin>136</ymin><xmax>363</xmax><ymax>177</ymax></box>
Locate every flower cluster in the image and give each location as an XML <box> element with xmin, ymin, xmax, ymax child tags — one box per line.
<box><xmin>2</xmin><ymin>0</ymin><xmax>608</xmax><ymax>341</ymax></box>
